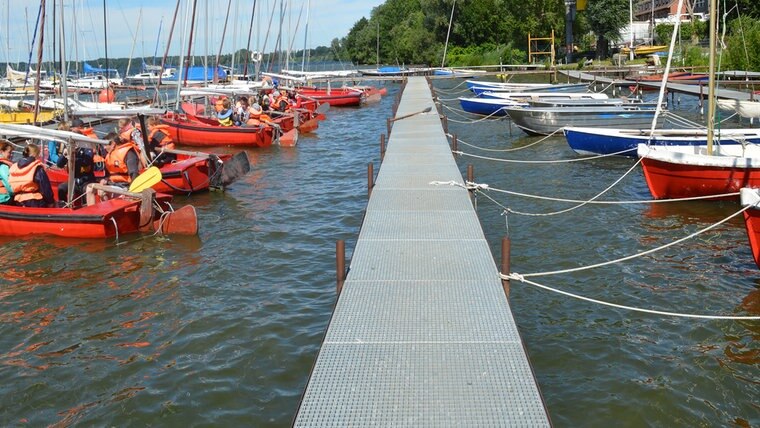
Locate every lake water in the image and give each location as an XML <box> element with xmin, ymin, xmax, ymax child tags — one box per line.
<box><xmin>0</xmin><ymin>77</ymin><xmax>757</xmax><ymax>426</ymax></box>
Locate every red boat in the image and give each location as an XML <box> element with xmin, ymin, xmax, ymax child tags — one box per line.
<box><xmin>0</xmin><ymin>188</ymin><xmax>197</xmax><ymax>238</ymax></box>
<box><xmin>638</xmin><ymin>144</ymin><xmax>760</xmax><ymax>200</ymax></box>
<box><xmin>629</xmin><ymin>72</ymin><xmax>710</xmax><ymax>91</ymax></box>
<box><xmin>161</xmin><ymin>112</ymin><xmax>275</xmax><ymax>148</ymax></box>
<box><xmin>741</xmin><ymin>188</ymin><xmax>760</xmax><ymax>269</ymax></box>
<box><xmin>346</xmin><ymin>85</ymin><xmax>387</xmax><ymax>103</ymax></box>
<box><xmin>296</xmin><ymin>87</ymin><xmax>364</xmax><ymax>107</ymax></box>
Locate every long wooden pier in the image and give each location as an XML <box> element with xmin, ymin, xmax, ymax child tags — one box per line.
<box><xmin>294</xmin><ymin>77</ymin><xmax>549</xmax><ymax>426</ymax></box>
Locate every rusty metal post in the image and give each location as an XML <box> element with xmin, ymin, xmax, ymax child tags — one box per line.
<box><xmin>467</xmin><ymin>164</ymin><xmax>474</xmax><ymax>183</ymax></box>
<box><xmin>386</xmin><ymin>117</ymin><xmax>392</xmax><ymax>136</ymax></box>
<box><xmin>336</xmin><ymin>240</ymin><xmax>346</xmax><ymax>295</ymax></box>
<box><xmin>451</xmin><ymin>133</ymin><xmax>457</xmax><ymax>153</ymax></box>
<box><xmin>380</xmin><ymin>134</ymin><xmax>386</xmax><ymax>161</ymax></box>
<box><xmin>442</xmin><ymin>115</ymin><xmax>448</xmax><ymax>134</ymax></box>
<box><xmin>501</xmin><ymin>236</ymin><xmax>511</xmax><ymax>298</ymax></box>
<box><xmin>368</xmin><ymin>162</ymin><xmax>374</xmax><ymax>198</ymax></box>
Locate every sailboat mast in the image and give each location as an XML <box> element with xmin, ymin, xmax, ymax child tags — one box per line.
<box><xmin>103</xmin><ymin>0</ymin><xmax>110</xmax><ymax>88</ymax></box>
<box><xmin>125</xmin><ymin>9</ymin><xmax>143</xmax><ymax>79</ymax></box>
<box><xmin>301</xmin><ymin>0</ymin><xmax>309</xmax><ymax>72</ymax></box>
<box><xmin>242</xmin><ymin>0</ymin><xmax>257</xmax><ymax>77</ymax></box>
<box><xmin>629</xmin><ymin>0</ymin><xmax>634</xmax><ymax>61</ymax></box>
<box><xmin>706</xmin><ymin>0</ymin><xmax>717</xmax><ymax>155</ymax></box>
<box><xmin>59</xmin><ymin>0</ymin><xmax>68</xmax><ymax>124</ymax></box>
<box><xmin>213</xmin><ymin>0</ymin><xmax>233</xmax><ymax>84</ymax></box>
<box><xmin>157</xmin><ymin>0</ymin><xmax>181</xmax><ymax>88</ymax></box>
<box><xmin>32</xmin><ymin>0</ymin><xmax>45</xmax><ymax>125</ymax></box>
<box><xmin>441</xmin><ymin>0</ymin><xmax>455</xmax><ymax>68</ymax></box>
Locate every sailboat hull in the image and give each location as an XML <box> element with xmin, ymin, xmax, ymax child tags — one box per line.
<box><xmin>639</xmin><ymin>144</ymin><xmax>760</xmax><ymax>199</ymax></box>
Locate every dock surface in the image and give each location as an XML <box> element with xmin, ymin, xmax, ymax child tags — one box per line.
<box><xmin>294</xmin><ymin>77</ymin><xmax>549</xmax><ymax>426</ymax></box>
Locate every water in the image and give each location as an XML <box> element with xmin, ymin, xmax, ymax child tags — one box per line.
<box><xmin>0</xmin><ymin>78</ymin><xmax>758</xmax><ymax>426</ymax></box>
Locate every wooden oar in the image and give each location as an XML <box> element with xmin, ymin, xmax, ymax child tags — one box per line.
<box><xmin>129</xmin><ymin>166</ymin><xmax>162</xmax><ymax>192</ymax></box>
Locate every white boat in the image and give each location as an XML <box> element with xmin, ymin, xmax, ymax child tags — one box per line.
<box><xmin>716</xmin><ymin>99</ymin><xmax>760</xmax><ymax>119</ymax></box>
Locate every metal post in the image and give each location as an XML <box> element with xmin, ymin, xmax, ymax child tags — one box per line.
<box><xmin>386</xmin><ymin>117</ymin><xmax>392</xmax><ymax>136</ymax></box>
<box><xmin>336</xmin><ymin>240</ymin><xmax>346</xmax><ymax>295</ymax></box>
<box><xmin>699</xmin><ymin>82</ymin><xmax>704</xmax><ymax>114</ymax></box>
<box><xmin>368</xmin><ymin>162</ymin><xmax>374</xmax><ymax>198</ymax></box>
<box><xmin>442</xmin><ymin>115</ymin><xmax>448</xmax><ymax>134</ymax></box>
<box><xmin>380</xmin><ymin>134</ymin><xmax>386</xmax><ymax>161</ymax></box>
<box><xmin>467</xmin><ymin>164</ymin><xmax>473</xmax><ymax>183</ymax></box>
<box><xmin>501</xmin><ymin>236</ymin><xmax>511</xmax><ymax>298</ymax></box>
<box><xmin>451</xmin><ymin>133</ymin><xmax>457</xmax><ymax>153</ymax></box>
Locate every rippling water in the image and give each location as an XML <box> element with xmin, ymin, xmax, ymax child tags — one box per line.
<box><xmin>0</xmin><ymin>78</ymin><xmax>758</xmax><ymax>426</ymax></box>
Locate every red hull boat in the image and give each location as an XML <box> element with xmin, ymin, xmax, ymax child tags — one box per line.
<box><xmin>296</xmin><ymin>87</ymin><xmax>364</xmax><ymax>107</ymax></box>
<box><xmin>160</xmin><ymin>112</ymin><xmax>274</xmax><ymax>148</ymax></box>
<box><xmin>741</xmin><ymin>188</ymin><xmax>760</xmax><ymax>269</ymax></box>
<box><xmin>0</xmin><ymin>192</ymin><xmax>196</xmax><ymax>238</ymax></box>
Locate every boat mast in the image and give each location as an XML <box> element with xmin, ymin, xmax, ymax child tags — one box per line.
<box><xmin>103</xmin><ymin>0</ymin><xmax>110</xmax><ymax>88</ymax></box>
<box><xmin>629</xmin><ymin>0</ymin><xmax>634</xmax><ymax>61</ymax></box>
<box><xmin>156</xmin><ymin>0</ymin><xmax>181</xmax><ymax>89</ymax></box>
<box><xmin>213</xmin><ymin>0</ymin><xmax>233</xmax><ymax>84</ymax></box>
<box><xmin>706</xmin><ymin>0</ymin><xmax>717</xmax><ymax>155</ymax></box>
<box><xmin>242</xmin><ymin>0</ymin><xmax>257</xmax><ymax>77</ymax></box>
<box><xmin>125</xmin><ymin>8</ymin><xmax>143</xmax><ymax>80</ymax></box>
<box><xmin>441</xmin><ymin>0</ymin><xmax>455</xmax><ymax>68</ymax></box>
<box><xmin>301</xmin><ymin>0</ymin><xmax>309</xmax><ymax>72</ymax></box>
<box><xmin>32</xmin><ymin>0</ymin><xmax>45</xmax><ymax>125</ymax></box>
<box><xmin>58</xmin><ymin>0</ymin><xmax>68</xmax><ymax>124</ymax></box>
<box><xmin>183</xmin><ymin>0</ymin><xmax>198</xmax><ymax>87</ymax></box>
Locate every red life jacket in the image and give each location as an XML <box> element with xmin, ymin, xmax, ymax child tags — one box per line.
<box><xmin>105</xmin><ymin>142</ymin><xmax>140</xmax><ymax>183</ymax></box>
<box><xmin>9</xmin><ymin>159</ymin><xmax>43</xmax><ymax>202</ymax></box>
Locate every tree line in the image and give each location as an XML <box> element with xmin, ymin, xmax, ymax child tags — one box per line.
<box><xmin>332</xmin><ymin>0</ymin><xmax>760</xmax><ymax>69</ymax></box>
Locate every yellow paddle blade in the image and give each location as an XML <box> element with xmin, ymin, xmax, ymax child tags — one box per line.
<box><xmin>129</xmin><ymin>166</ymin><xmax>162</xmax><ymax>192</ymax></box>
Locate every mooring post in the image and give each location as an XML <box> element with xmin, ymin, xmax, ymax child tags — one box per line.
<box><xmin>699</xmin><ymin>82</ymin><xmax>704</xmax><ymax>114</ymax></box>
<box><xmin>501</xmin><ymin>236</ymin><xmax>511</xmax><ymax>299</ymax></box>
<box><xmin>380</xmin><ymin>134</ymin><xmax>386</xmax><ymax>161</ymax></box>
<box><xmin>368</xmin><ymin>162</ymin><xmax>374</xmax><ymax>198</ymax></box>
<box><xmin>451</xmin><ymin>133</ymin><xmax>457</xmax><ymax>153</ymax></box>
<box><xmin>386</xmin><ymin>117</ymin><xmax>392</xmax><ymax>136</ymax></box>
<box><xmin>442</xmin><ymin>115</ymin><xmax>448</xmax><ymax>134</ymax></box>
<box><xmin>336</xmin><ymin>240</ymin><xmax>346</xmax><ymax>295</ymax></box>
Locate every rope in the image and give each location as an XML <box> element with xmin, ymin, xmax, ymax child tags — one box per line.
<box><xmin>454</xmin><ymin>146</ymin><xmax>636</xmax><ymax>163</ymax></box>
<box><xmin>432</xmin><ymin>180</ymin><xmax>740</xmax><ymax>205</ymax></box>
<box><xmin>440</xmin><ymin>102</ymin><xmax>507</xmax><ymax>123</ymax></box>
<box><xmin>504</xmin><ymin>273</ymin><xmax>760</xmax><ymax>320</ymax></box>
<box><xmin>448</xmin><ymin>129</ymin><xmax>563</xmax><ymax>153</ymax></box>
<box><xmin>518</xmin><ymin>204</ymin><xmax>752</xmax><ymax>278</ymax></box>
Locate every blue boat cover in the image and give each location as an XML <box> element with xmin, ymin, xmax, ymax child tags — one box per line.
<box><xmin>163</xmin><ymin>66</ymin><xmax>227</xmax><ymax>81</ymax></box>
<box><xmin>378</xmin><ymin>66</ymin><xmax>401</xmax><ymax>73</ymax></box>
<box><xmin>83</xmin><ymin>62</ymin><xmax>118</xmax><ymax>73</ymax></box>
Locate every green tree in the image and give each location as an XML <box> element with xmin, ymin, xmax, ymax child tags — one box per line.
<box><xmin>584</xmin><ymin>0</ymin><xmax>628</xmax><ymax>59</ymax></box>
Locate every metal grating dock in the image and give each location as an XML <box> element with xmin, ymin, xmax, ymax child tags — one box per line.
<box><xmin>294</xmin><ymin>77</ymin><xmax>550</xmax><ymax>427</ymax></box>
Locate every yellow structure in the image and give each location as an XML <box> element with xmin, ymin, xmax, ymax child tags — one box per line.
<box><xmin>0</xmin><ymin>110</ymin><xmax>61</xmax><ymax>124</ymax></box>
<box><xmin>528</xmin><ymin>30</ymin><xmax>555</xmax><ymax>65</ymax></box>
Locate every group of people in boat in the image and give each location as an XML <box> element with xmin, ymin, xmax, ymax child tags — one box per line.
<box><xmin>0</xmin><ymin>116</ymin><xmax>177</xmax><ymax>208</ymax></box>
<box><xmin>214</xmin><ymin>89</ymin><xmax>303</xmax><ymax>127</ymax></box>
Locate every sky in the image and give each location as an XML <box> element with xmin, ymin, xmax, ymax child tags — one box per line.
<box><xmin>0</xmin><ymin>0</ymin><xmax>385</xmax><ymax>64</ymax></box>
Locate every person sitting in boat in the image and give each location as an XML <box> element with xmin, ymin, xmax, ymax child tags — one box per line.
<box><xmin>8</xmin><ymin>143</ymin><xmax>54</xmax><ymax>208</ymax></box>
<box><xmin>147</xmin><ymin>115</ymin><xmax>176</xmax><ymax>166</ymax></box>
<box><xmin>117</xmin><ymin>118</ymin><xmax>145</xmax><ymax>154</ymax></box>
<box><xmin>233</xmin><ymin>96</ymin><xmax>250</xmax><ymax>126</ymax></box>
<box><xmin>103</xmin><ymin>135</ymin><xmax>141</xmax><ymax>185</ymax></box>
<box><xmin>46</xmin><ymin>122</ymin><xmax>70</xmax><ymax>166</ymax></box>
<box><xmin>54</xmin><ymin>144</ymin><xmax>97</xmax><ymax>204</ymax></box>
<box><xmin>70</xmin><ymin>118</ymin><xmax>98</xmax><ymax>139</ymax></box>
<box><xmin>0</xmin><ymin>141</ymin><xmax>14</xmax><ymax>204</ymax></box>
<box><xmin>215</xmin><ymin>97</ymin><xmax>234</xmax><ymax>127</ymax></box>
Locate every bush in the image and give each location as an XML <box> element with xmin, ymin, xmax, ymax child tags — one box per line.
<box><xmin>723</xmin><ymin>17</ymin><xmax>760</xmax><ymax>71</ymax></box>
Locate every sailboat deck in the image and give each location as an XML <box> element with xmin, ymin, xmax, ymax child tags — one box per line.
<box><xmin>293</xmin><ymin>77</ymin><xmax>549</xmax><ymax>426</ymax></box>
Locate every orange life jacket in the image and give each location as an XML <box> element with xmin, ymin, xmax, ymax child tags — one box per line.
<box><xmin>120</xmin><ymin>125</ymin><xmax>137</xmax><ymax>144</ymax></box>
<box><xmin>0</xmin><ymin>158</ymin><xmax>12</xmax><ymax>196</ymax></box>
<box><xmin>148</xmin><ymin>124</ymin><xmax>176</xmax><ymax>150</ymax></box>
<box><xmin>73</xmin><ymin>126</ymin><xmax>98</xmax><ymax>139</ymax></box>
<box><xmin>9</xmin><ymin>159</ymin><xmax>43</xmax><ymax>202</ymax></box>
<box><xmin>105</xmin><ymin>142</ymin><xmax>139</xmax><ymax>183</ymax></box>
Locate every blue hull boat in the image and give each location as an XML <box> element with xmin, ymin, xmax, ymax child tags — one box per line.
<box><xmin>458</xmin><ymin>97</ymin><xmax>524</xmax><ymax>116</ymax></box>
<box><xmin>563</xmin><ymin>127</ymin><xmax>760</xmax><ymax>157</ymax></box>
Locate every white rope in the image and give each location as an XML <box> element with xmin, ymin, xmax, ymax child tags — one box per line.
<box><xmin>519</xmin><ymin>204</ymin><xmax>752</xmax><ymax>277</ymax></box>
<box><xmin>454</xmin><ymin>146</ymin><xmax>636</xmax><ymax>164</ymax></box>
<box><xmin>504</xmin><ymin>273</ymin><xmax>760</xmax><ymax>320</ymax></box>
<box><xmin>469</xmin><ymin>181</ymin><xmax>739</xmax><ymax>204</ymax></box>
<box><xmin>448</xmin><ymin>129</ymin><xmax>563</xmax><ymax>153</ymax></box>
<box><xmin>440</xmin><ymin>102</ymin><xmax>507</xmax><ymax>123</ymax></box>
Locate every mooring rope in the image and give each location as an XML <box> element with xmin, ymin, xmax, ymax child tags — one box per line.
<box><xmin>454</xmin><ymin>146</ymin><xmax>635</xmax><ymax>163</ymax></box>
<box><xmin>503</xmin><ymin>273</ymin><xmax>760</xmax><ymax>320</ymax></box>
<box><xmin>447</xmin><ymin>129</ymin><xmax>563</xmax><ymax>153</ymax></box>
<box><xmin>441</xmin><ymin>103</ymin><xmax>509</xmax><ymax>123</ymax></box>
<box><xmin>515</xmin><ymin>204</ymin><xmax>752</xmax><ymax>278</ymax></box>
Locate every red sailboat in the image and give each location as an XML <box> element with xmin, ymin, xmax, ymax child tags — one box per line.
<box><xmin>741</xmin><ymin>188</ymin><xmax>760</xmax><ymax>269</ymax></box>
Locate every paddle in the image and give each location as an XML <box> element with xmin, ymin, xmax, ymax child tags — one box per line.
<box><xmin>390</xmin><ymin>106</ymin><xmax>433</xmax><ymax>122</ymax></box>
<box><xmin>219</xmin><ymin>151</ymin><xmax>251</xmax><ymax>187</ymax></box>
<box><xmin>129</xmin><ymin>166</ymin><xmax>162</xmax><ymax>192</ymax></box>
